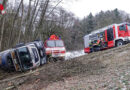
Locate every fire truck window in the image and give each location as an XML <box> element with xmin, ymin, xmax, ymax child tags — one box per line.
<box><xmin>47</xmin><ymin>41</ymin><xmax>55</xmax><ymax>47</ymax></box>
<box><xmin>127</xmin><ymin>24</ymin><xmax>130</xmax><ymax>30</ymax></box>
<box><xmin>107</xmin><ymin>28</ymin><xmax>114</xmax><ymax>41</ymax></box>
<box><xmin>119</xmin><ymin>25</ymin><xmax>126</xmax><ymax>31</ymax></box>
<box><xmin>55</xmin><ymin>40</ymin><xmax>64</xmax><ymax>47</ymax></box>
<box><xmin>100</xmin><ymin>32</ymin><xmax>105</xmax><ymax>41</ymax></box>
<box><xmin>89</xmin><ymin>34</ymin><xmax>98</xmax><ymax>41</ymax></box>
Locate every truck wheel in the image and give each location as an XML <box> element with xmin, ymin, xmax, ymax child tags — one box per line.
<box><xmin>40</xmin><ymin>56</ymin><xmax>46</xmax><ymax>65</ymax></box>
<box><xmin>116</xmin><ymin>40</ymin><xmax>124</xmax><ymax>47</ymax></box>
<box><xmin>47</xmin><ymin>56</ymin><xmax>53</xmax><ymax>63</ymax></box>
<box><xmin>41</xmin><ymin>58</ymin><xmax>44</xmax><ymax>65</ymax></box>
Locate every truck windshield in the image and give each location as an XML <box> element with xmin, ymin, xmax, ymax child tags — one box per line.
<box><xmin>17</xmin><ymin>47</ymin><xmax>32</xmax><ymax>69</ymax></box>
<box><xmin>47</xmin><ymin>40</ymin><xmax>64</xmax><ymax>47</ymax></box>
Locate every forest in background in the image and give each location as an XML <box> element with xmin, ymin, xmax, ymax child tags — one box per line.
<box><xmin>0</xmin><ymin>0</ymin><xmax>130</xmax><ymax>51</ymax></box>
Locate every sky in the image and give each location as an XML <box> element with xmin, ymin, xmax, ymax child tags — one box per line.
<box><xmin>61</xmin><ymin>0</ymin><xmax>130</xmax><ymax>19</ymax></box>
<box><xmin>8</xmin><ymin>0</ymin><xmax>130</xmax><ymax>19</ymax></box>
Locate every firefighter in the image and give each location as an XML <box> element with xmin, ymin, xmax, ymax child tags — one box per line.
<box><xmin>93</xmin><ymin>39</ymin><xmax>101</xmax><ymax>46</ymax></box>
<box><xmin>100</xmin><ymin>37</ymin><xmax>105</xmax><ymax>48</ymax></box>
<box><xmin>91</xmin><ymin>39</ymin><xmax>102</xmax><ymax>51</ymax></box>
<box><xmin>89</xmin><ymin>41</ymin><xmax>94</xmax><ymax>52</ymax></box>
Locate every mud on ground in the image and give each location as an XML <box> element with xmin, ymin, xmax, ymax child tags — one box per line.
<box><xmin>0</xmin><ymin>44</ymin><xmax>130</xmax><ymax>90</ymax></box>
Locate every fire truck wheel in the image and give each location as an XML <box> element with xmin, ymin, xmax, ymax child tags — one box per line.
<box><xmin>116</xmin><ymin>40</ymin><xmax>124</xmax><ymax>47</ymax></box>
<box><xmin>47</xmin><ymin>56</ymin><xmax>53</xmax><ymax>63</ymax></box>
<box><xmin>53</xmin><ymin>58</ymin><xmax>58</xmax><ymax>62</ymax></box>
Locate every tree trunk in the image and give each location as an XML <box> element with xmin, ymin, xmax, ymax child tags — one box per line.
<box><xmin>8</xmin><ymin>0</ymin><xmax>23</xmax><ymax>48</ymax></box>
<box><xmin>17</xmin><ymin>0</ymin><xmax>24</xmax><ymax>43</ymax></box>
<box><xmin>0</xmin><ymin>17</ymin><xmax>5</xmax><ymax>51</ymax></box>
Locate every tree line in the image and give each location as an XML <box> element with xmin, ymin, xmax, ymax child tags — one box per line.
<box><xmin>0</xmin><ymin>0</ymin><xmax>130</xmax><ymax>51</ymax></box>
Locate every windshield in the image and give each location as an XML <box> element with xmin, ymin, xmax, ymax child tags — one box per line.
<box><xmin>47</xmin><ymin>41</ymin><xmax>55</xmax><ymax>47</ymax></box>
<box><xmin>17</xmin><ymin>47</ymin><xmax>32</xmax><ymax>67</ymax></box>
<box><xmin>55</xmin><ymin>40</ymin><xmax>64</xmax><ymax>47</ymax></box>
<box><xmin>47</xmin><ymin>40</ymin><xmax>64</xmax><ymax>47</ymax></box>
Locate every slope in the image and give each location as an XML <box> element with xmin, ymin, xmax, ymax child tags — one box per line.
<box><xmin>0</xmin><ymin>44</ymin><xmax>130</xmax><ymax>90</ymax></box>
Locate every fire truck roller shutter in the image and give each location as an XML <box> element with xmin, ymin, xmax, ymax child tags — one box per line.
<box><xmin>107</xmin><ymin>28</ymin><xmax>114</xmax><ymax>41</ymax></box>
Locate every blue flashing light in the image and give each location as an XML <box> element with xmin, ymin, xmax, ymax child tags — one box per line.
<box><xmin>59</xmin><ymin>36</ymin><xmax>61</xmax><ymax>40</ymax></box>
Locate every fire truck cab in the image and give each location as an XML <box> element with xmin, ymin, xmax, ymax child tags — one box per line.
<box><xmin>84</xmin><ymin>22</ymin><xmax>130</xmax><ymax>53</ymax></box>
<box><xmin>44</xmin><ymin>35</ymin><xmax>66</xmax><ymax>61</ymax></box>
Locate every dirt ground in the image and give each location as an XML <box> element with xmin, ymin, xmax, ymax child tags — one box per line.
<box><xmin>0</xmin><ymin>44</ymin><xmax>130</xmax><ymax>90</ymax></box>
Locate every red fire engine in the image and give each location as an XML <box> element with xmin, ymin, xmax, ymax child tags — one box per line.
<box><xmin>84</xmin><ymin>22</ymin><xmax>130</xmax><ymax>53</ymax></box>
<box><xmin>44</xmin><ymin>35</ymin><xmax>66</xmax><ymax>61</ymax></box>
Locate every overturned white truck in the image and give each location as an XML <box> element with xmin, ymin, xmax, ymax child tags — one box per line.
<box><xmin>0</xmin><ymin>40</ymin><xmax>46</xmax><ymax>71</ymax></box>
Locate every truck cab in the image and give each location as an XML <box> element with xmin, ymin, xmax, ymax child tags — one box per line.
<box><xmin>26</xmin><ymin>40</ymin><xmax>47</xmax><ymax>65</ymax></box>
<box><xmin>0</xmin><ymin>43</ymin><xmax>41</xmax><ymax>71</ymax></box>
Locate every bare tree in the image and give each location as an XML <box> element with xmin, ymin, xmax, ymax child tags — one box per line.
<box><xmin>0</xmin><ymin>17</ymin><xmax>5</xmax><ymax>50</ymax></box>
<box><xmin>8</xmin><ymin>0</ymin><xmax>24</xmax><ymax>47</ymax></box>
<box><xmin>17</xmin><ymin>0</ymin><xmax>24</xmax><ymax>43</ymax></box>
<box><xmin>0</xmin><ymin>0</ymin><xmax>8</xmax><ymax>50</ymax></box>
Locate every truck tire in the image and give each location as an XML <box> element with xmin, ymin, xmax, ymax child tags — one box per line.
<box><xmin>40</xmin><ymin>56</ymin><xmax>47</xmax><ymax>65</ymax></box>
<box><xmin>116</xmin><ymin>40</ymin><xmax>124</xmax><ymax>47</ymax></box>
